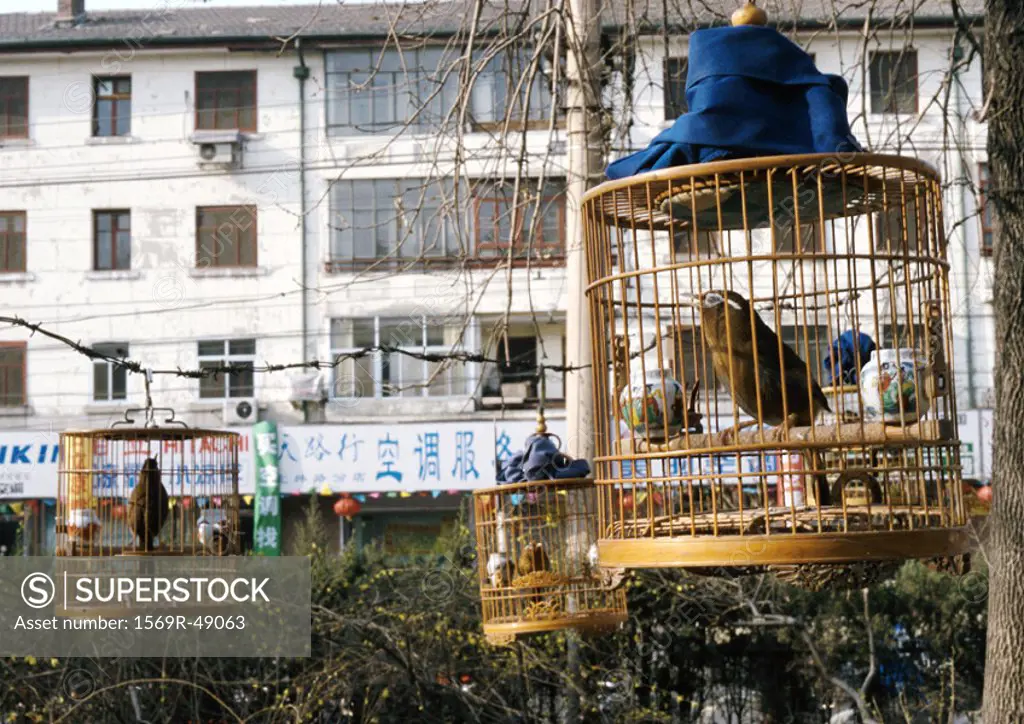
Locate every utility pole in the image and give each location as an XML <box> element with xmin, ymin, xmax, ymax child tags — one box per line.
<box><xmin>563</xmin><ymin>0</ymin><xmax>602</xmax><ymax>717</ymax></box>
<box><xmin>564</xmin><ymin>0</ymin><xmax>602</xmax><ymax>466</ymax></box>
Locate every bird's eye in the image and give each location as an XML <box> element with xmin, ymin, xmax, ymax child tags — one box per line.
<box><xmin>704</xmin><ymin>292</ymin><xmax>724</xmax><ymax>307</ymax></box>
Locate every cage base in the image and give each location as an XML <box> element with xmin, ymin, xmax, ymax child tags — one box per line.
<box><xmin>598</xmin><ymin>526</ymin><xmax>971</xmax><ymax>568</ymax></box>
<box><xmin>482</xmin><ymin>610</ymin><xmax>629</xmax><ymax>645</ymax></box>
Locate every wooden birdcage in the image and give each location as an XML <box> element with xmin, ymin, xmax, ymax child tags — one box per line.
<box><xmin>474</xmin><ymin>476</ymin><xmax>628</xmax><ymax>645</ymax></box>
<box><xmin>581</xmin><ymin>153</ymin><xmax>971</xmax><ymax>588</ymax></box>
<box><xmin>54</xmin><ymin>406</ymin><xmax>242</xmax><ymax>616</ymax></box>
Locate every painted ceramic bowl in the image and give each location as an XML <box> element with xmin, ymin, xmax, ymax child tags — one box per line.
<box><xmin>860</xmin><ymin>348</ymin><xmax>930</xmax><ymax>423</ymax></box>
<box><xmin>619</xmin><ymin>368</ymin><xmax>684</xmax><ymax>438</ymax></box>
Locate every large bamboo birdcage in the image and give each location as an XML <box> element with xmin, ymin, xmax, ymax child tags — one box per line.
<box><xmin>581</xmin><ymin>153</ymin><xmax>970</xmax><ymax>586</ymax></box>
<box><xmin>474</xmin><ymin>475</ymin><xmax>628</xmax><ymax>645</ymax></box>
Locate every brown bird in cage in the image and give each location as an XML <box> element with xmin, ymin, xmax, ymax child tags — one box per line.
<box><xmin>680</xmin><ymin>289</ymin><xmax>833</xmax><ymax>505</ymax></box>
<box><xmin>517</xmin><ymin>541</ymin><xmax>551</xmax><ymax>576</ymax></box>
<box><xmin>127</xmin><ymin>457</ymin><xmax>169</xmax><ymax>552</ymax></box>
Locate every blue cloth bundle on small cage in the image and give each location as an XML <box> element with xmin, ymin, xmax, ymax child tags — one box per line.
<box><xmin>497</xmin><ymin>432</ymin><xmax>590</xmax><ymax>484</ymax></box>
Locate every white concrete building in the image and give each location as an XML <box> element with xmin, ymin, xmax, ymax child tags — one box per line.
<box><xmin>0</xmin><ymin>0</ymin><xmax>993</xmax><ymax>457</ymax></box>
<box><xmin>0</xmin><ymin>1</ymin><xmax>572</xmax><ymax>440</ymax></box>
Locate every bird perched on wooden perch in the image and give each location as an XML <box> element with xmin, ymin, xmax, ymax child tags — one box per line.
<box><xmin>127</xmin><ymin>457</ymin><xmax>169</xmax><ymax>552</ymax></box>
<box><xmin>680</xmin><ymin>289</ymin><xmax>833</xmax><ymax>505</ymax></box>
<box><xmin>517</xmin><ymin>542</ymin><xmax>551</xmax><ymax>576</ymax></box>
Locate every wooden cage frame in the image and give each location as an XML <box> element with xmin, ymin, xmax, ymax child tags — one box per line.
<box><xmin>474</xmin><ymin>478</ymin><xmax>628</xmax><ymax>645</ymax></box>
<box><xmin>581</xmin><ymin>153</ymin><xmax>971</xmax><ymax>578</ymax></box>
<box><xmin>56</xmin><ymin>427</ymin><xmax>241</xmax><ymax>558</ymax></box>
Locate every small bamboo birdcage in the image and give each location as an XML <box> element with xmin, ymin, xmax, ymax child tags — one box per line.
<box><xmin>473</xmin><ymin>472</ymin><xmax>628</xmax><ymax>645</ymax></box>
<box><xmin>582</xmin><ymin>153</ymin><xmax>971</xmax><ymax>586</ymax></box>
<box><xmin>54</xmin><ymin>407</ymin><xmax>242</xmax><ymax>617</ymax></box>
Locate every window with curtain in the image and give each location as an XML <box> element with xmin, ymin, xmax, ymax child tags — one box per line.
<box><xmin>472</xmin><ymin>179</ymin><xmax>565</xmax><ymax>260</ymax></box>
<box><xmin>328</xmin><ymin>178</ymin><xmax>463</xmax><ymax>269</ymax></box>
<box><xmin>325</xmin><ymin>47</ymin><xmax>460</xmax><ymax>135</ymax></box>
<box><xmin>330</xmin><ymin>317</ymin><xmax>465</xmax><ymax>398</ymax></box>
<box><xmin>93</xmin><ymin>210</ymin><xmax>131</xmax><ymax>271</ymax></box>
<box><xmin>468</xmin><ymin>48</ymin><xmax>562</xmax><ymax>129</ymax></box>
<box><xmin>92</xmin><ymin>342</ymin><xmax>129</xmax><ymax>402</ymax></box>
<box><xmin>198</xmin><ymin>339</ymin><xmax>255</xmax><ymax>399</ymax></box>
<box><xmin>869</xmin><ymin>50</ymin><xmax>918</xmax><ymax>114</ymax></box>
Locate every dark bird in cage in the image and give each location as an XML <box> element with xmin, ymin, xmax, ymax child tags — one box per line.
<box><xmin>680</xmin><ymin>289</ymin><xmax>833</xmax><ymax>505</ymax></box>
<box><xmin>127</xmin><ymin>457</ymin><xmax>169</xmax><ymax>552</ymax></box>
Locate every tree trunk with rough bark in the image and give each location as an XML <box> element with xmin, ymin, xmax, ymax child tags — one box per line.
<box><xmin>982</xmin><ymin>0</ymin><xmax>1024</xmax><ymax>719</ymax></box>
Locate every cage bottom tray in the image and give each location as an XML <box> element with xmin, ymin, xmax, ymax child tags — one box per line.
<box><xmin>482</xmin><ymin>607</ymin><xmax>628</xmax><ymax>643</ymax></box>
<box><xmin>599</xmin><ymin>504</ymin><xmax>970</xmax><ymax>568</ymax></box>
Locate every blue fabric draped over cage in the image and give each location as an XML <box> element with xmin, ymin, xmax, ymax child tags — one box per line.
<box><xmin>606</xmin><ymin>25</ymin><xmax>863</xmax><ymax>180</ymax></box>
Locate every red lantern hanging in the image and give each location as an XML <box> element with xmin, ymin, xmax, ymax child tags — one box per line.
<box><xmin>333</xmin><ymin>496</ymin><xmax>362</xmax><ymax>520</ymax></box>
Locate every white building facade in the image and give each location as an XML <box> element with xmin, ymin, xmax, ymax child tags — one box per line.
<box><xmin>0</xmin><ymin>0</ymin><xmax>994</xmax><ymax>496</ymax></box>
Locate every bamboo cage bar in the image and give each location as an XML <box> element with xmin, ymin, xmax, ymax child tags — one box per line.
<box><xmin>581</xmin><ymin>153</ymin><xmax>971</xmax><ymax>585</ymax></box>
<box><xmin>473</xmin><ymin>478</ymin><xmax>628</xmax><ymax>645</ymax></box>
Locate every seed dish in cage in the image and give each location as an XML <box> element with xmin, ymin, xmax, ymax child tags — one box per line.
<box><xmin>473</xmin><ymin>478</ymin><xmax>628</xmax><ymax>645</ymax></box>
<box><xmin>583</xmin><ymin>153</ymin><xmax>971</xmax><ymax>576</ymax></box>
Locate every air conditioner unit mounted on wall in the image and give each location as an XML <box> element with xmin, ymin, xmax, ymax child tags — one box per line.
<box><xmin>223</xmin><ymin>398</ymin><xmax>258</xmax><ymax>426</ymax></box>
<box><xmin>190</xmin><ymin>130</ymin><xmax>243</xmax><ymax>169</ymax></box>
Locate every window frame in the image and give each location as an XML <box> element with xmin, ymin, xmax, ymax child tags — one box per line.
<box><xmin>0</xmin><ymin>341</ymin><xmax>26</xmax><ymax>408</ymax></box>
<box><xmin>979</xmin><ymin>162</ymin><xmax>994</xmax><ymax>256</ymax></box>
<box><xmin>195</xmin><ymin>205</ymin><xmax>258</xmax><ymax>269</ymax></box>
<box><xmin>0</xmin><ymin>210</ymin><xmax>26</xmax><ymax>273</ymax></box>
<box><xmin>0</xmin><ymin>77</ymin><xmax>28</xmax><ymax>139</ymax></box>
<box><xmin>194</xmin><ymin>70</ymin><xmax>257</xmax><ymax>133</ymax></box>
<box><xmin>663</xmin><ymin>56</ymin><xmax>688</xmax><ymax>120</ymax></box>
<box><xmin>330</xmin><ymin>317</ymin><xmax>465</xmax><ymax>399</ymax></box>
<box><xmin>92</xmin><ymin>209</ymin><xmax>132</xmax><ymax>271</ymax></box>
<box><xmin>197</xmin><ymin>339</ymin><xmax>256</xmax><ymax>399</ymax></box>
<box><xmin>91</xmin><ymin>342</ymin><xmax>130</xmax><ymax>402</ymax></box>
<box><xmin>471</xmin><ymin>179</ymin><xmax>566</xmax><ymax>261</ymax></box>
<box><xmin>92</xmin><ymin>75</ymin><xmax>131</xmax><ymax>137</ymax></box>
<box><xmin>868</xmin><ymin>49</ymin><xmax>919</xmax><ymax>115</ymax></box>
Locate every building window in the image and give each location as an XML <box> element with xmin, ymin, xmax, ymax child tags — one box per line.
<box><xmin>195</xmin><ymin>71</ymin><xmax>257</xmax><ymax>132</ymax></box>
<box><xmin>330</xmin><ymin>317</ymin><xmax>464</xmax><ymax>398</ymax></box>
<box><xmin>869</xmin><ymin>50</ymin><xmax>918</xmax><ymax>114</ymax></box>
<box><xmin>198</xmin><ymin>339</ymin><xmax>255</xmax><ymax>399</ymax></box>
<box><xmin>663</xmin><ymin>57</ymin><xmax>688</xmax><ymax>119</ymax></box>
<box><xmin>468</xmin><ymin>48</ymin><xmax>562</xmax><ymax>130</ymax></box>
<box><xmin>672</xmin><ymin>327</ymin><xmax>707</xmax><ymax>389</ymax></box>
<box><xmin>481</xmin><ymin>335</ymin><xmax>538</xmax><ymax>396</ymax></box>
<box><xmin>0</xmin><ymin>77</ymin><xmax>28</xmax><ymax>139</ymax></box>
<box><xmin>92</xmin><ymin>76</ymin><xmax>131</xmax><ymax>137</ymax></box>
<box><xmin>473</xmin><ymin>180</ymin><xmax>566</xmax><ymax>261</ymax></box>
<box><xmin>881</xmin><ymin>323</ymin><xmax>926</xmax><ymax>350</ymax></box>
<box><xmin>92</xmin><ymin>342</ymin><xmax>129</xmax><ymax>402</ymax></box>
<box><xmin>0</xmin><ymin>211</ymin><xmax>26</xmax><ymax>272</ymax></box>
<box><xmin>325</xmin><ymin>46</ymin><xmax>558</xmax><ymax>136</ymax></box>
<box><xmin>328</xmin><ymin>179</ymin><xmax>462</xmax><ymax>269</ymax></box>
<box><xmin>325</xmin><ymin>47</ymin><xmax>460</xmax><ymax>135</ymax></box>
<box><xmin>93</xmin><ymin>210</ymin><xmax>131</xmax><ymax>271</ymax></box>
<box><xmin>874</xmin><ymin>197</ymin><xmax>925</xmax><ymax>251</ymax></box>
<box><xmin>0</xmin><ymin>343</ymin><xmax>25</xmax><ymax>407</ymax></box>
<box><xmin>780</xmin><ymin>325</ymin><xmax>830</xmax><ymax>381</ymax></box>
<box><xmin>979</xmin><ymin>163</ymin><xmax>994</xmax><ymax>255</ymax></box>
<box><xmin>196</xmin><ymin>206</ymin><xmax>257</xmax><ymax>268</ymax></box>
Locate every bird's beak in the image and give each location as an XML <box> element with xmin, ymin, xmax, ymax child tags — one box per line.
<box><xmin>678</xmin><ymin>294</ymin><xmax>701</xmax><ymax>309</ymax></box>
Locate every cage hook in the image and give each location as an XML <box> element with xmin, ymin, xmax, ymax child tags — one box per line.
<box><xmin>110</xmin><ymin>368</ymin><xmax>189</xmax><ymax>429</ymax></box>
